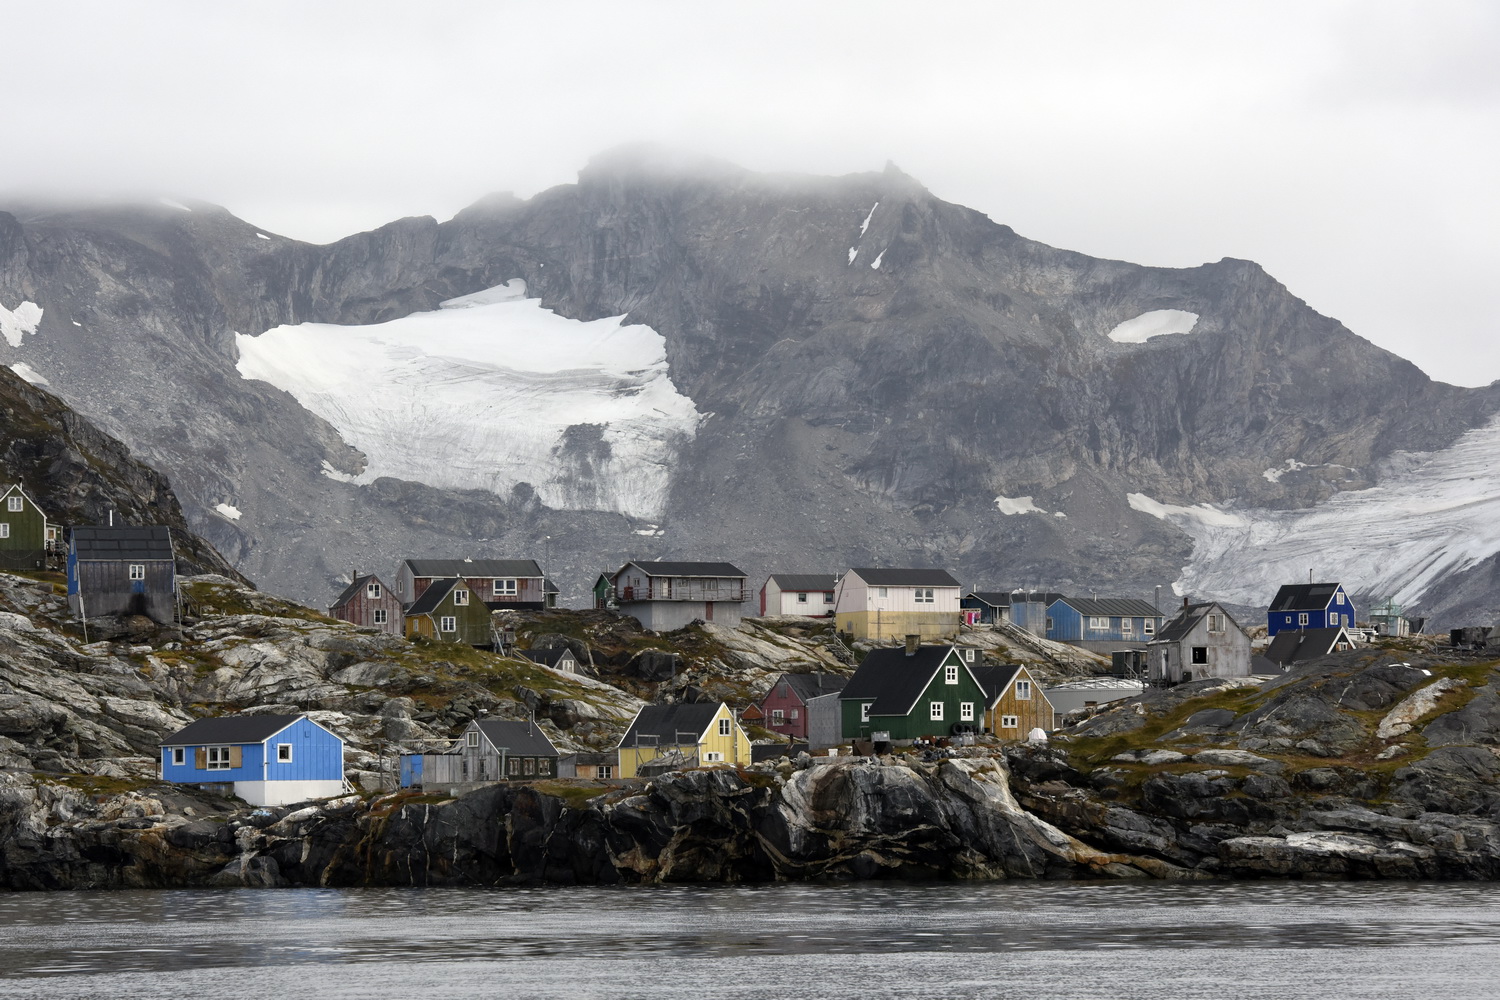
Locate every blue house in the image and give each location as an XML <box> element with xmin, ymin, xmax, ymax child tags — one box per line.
<box><xmin>159</xmin><ymin>714</ymin><xmax>346</xmax><ymax>806</ymax></box>
<box><xmin>1046</xmin><ymin>597</ymin><xmax>1165</xmax><ymax>643</ymax></box>
<box><xmin>1266</xmin><ymin>582</ymin><xmax>1355</xmax><ymax>636</ymax></box>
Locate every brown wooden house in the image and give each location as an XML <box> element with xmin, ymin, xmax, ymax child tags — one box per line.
<box><xmin>329</xmin><ymin>573</ymin><xmax>403</xmax><ymax>635</ymax></box>
<box><xmin>973</xmin><ymin>663</ymin><xmax>1054</xmax><ymax>738</ymax></box>
<box><xmin>395</xmin><ymin>559</ymin><xmax>558</xmax><ymax>611</ymax></box>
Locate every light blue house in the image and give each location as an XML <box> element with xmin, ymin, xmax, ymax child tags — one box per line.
<box><xmin>1046</xmin><ymin>597</ymin><xmax>1165</xmax><ymax>643</ymax></box>
<box><xmin>159</xmin><ymin>714</ymin><xmax>346</xmax><ymax>806</ymax></box>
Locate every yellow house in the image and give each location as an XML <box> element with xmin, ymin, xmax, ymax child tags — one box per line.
<box><xmin>833</xmin><ymin>568</ymin><xmax>964</xmax><ymax>642</ymax></box>
<box><xmin>615</xmin><ymin>701</ymin><xmax>751</xmax><ymax>779</ymax></box>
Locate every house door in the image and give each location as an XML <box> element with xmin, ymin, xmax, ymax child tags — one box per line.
<box><xmin>704</xmin><ymin>602</ymin><xmax>714</xmax><ymax>622</ymax></box>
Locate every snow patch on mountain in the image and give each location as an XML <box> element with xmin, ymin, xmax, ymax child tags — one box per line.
<box><xmin>235</xmin><ymin>280</ymin><xmax>701</xmax><ymax>519</ymax></box>
<box><xmin>1131</xmin><ymin>414</ymin><xmax>1500</xmax><ymax>606</ymax></box>
<box><xmin>1</xmin><ymin>300</ymin><xmax>43</xmax><ymax>347</ymax></box>
<box><xmin>215</xmin><ymin>503</ymin><xmax>242</xmax><ymax>520</ymax></box>
<box><xmin>8</xmin><ymin>363</ymin><xmax>48</xmax><ymax>386</ymax></box>
<box><xmin>859</xmin><ymin>202</ymin><xmax>878</xmax><ymax>236</ymax></box>
<box><xmin>159</xmin><ymin>197</ymin><xmax>191</xmax><ymax>212</ymax></box>
<box><xmin>995</xmin><ymin>496</ymin><xmax>1046</xmax><ymax>515</ymax></box>
<box><xmin>871</xmin><ymin>249</ymin><xmax>885</xmax><ymax>270</ymax></box>
<box><xmin>1108</xmin><ymin>310</ymin><xmax>1198</xmax><ymax>344</ymax></box>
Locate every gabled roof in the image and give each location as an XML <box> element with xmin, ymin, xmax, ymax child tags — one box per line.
<box><xmin>331</xmin><ymin>573</ymin><xmax>389</xmax><ymax>609</ymax></box>
<box><xmin>970</xmin><ymin>663</ymin><xmax>1024</xmax><ymax>707</ymax></box>
<box><xmin>1053</xmin><ymin>596</ymin><xmax>1163</xmax><ymax>618</ymax></box>
<box><xmin>1151</xmin><ymin>602</ymin><xmax>1242</xmax><ymax>643</ymax></box>
<box><xmin>839</xmin><ymin>646</ymin><xmax>966</xmax><ymax>716</ymax></box>
<box><xmin>618</xmin><ymin>702</ymin><xmax>725</xmax><ymax>747</ymax></box>
<box><xmin>768</xmin><ymin>672</ymin><xmax>848</xmax><ymax>703</ymax></box>
<box><xmin>1268</xmin><ymin>583</ymin><xmax>1342</xmax><ymax>613</ymax></box>
<box><xmin>403</xmin><ymin>559</ymin><xmax>544</xmax><ymax>578</ymax></box>
<box><xmin>1008</xmin><ymin>590</ymin><xmax>1065</xmax><ymax>605</ymax></box>
<box><xmin>160</xmin><ymin>713</ymin><xmax>307</xmax><ymax>746</ymax></box>
<box><xmin>473</xmin><ymin>718</ymin><xmax>559</xmax><ymax>758</ymax></box>
<box><xmin>767</xmin><ymin>573</ymin><xmax>840</xmax><ymax>591</ymax></box>
<box><xmin>520</xmin><ymin>647</ymin><xmax>575</xmax><ymax>669</ymax></box>
<box><xmin>848</xmin><ymin>568</ymin><xmax>962</xmax><ymax>587</ymax></box>
<box><xmin>406</xmin><ymin>577</ymin><xmax>466</xmax><ymax>615</ymax></box>
<box><xmin>1265</xmin><ymin>626</ymin><xmax>1355</xmax><ymax>665</ymax></box>
<box><xmin>622</xmin><ymin>560</ymin><xmax>747</xmax><ymax>579</ymax></box>
<box><xmin>70</xmin><ymin>525</ymin><xmax>174</xmax><ymax>561</ymax></box>
<box><xmin>0</xmin><ymin>483</ymin><xmax>42</xmax><ymax>512</ymax></box>
<box><xmin>964</xmin><ymin>591</ymin><xmax>1013</xmax><ymax>608</ymax></box>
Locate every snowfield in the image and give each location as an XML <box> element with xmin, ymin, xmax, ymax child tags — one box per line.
<box><xmin>1</xmin><ymin>300</ymin><xmax>43</xmax><ymax>348</ymax></box>
<box><xmin>1132</xmin><ymin>414</ymin><xmax>1500</xmax><ymax>606</ymax></box>
<box><xmin>1107</xmin><ymin>310</ymin><xmax>1199</xmax><ymax>344</ymax></box>
<box><xmin>236</xmin><ymin>281</ymin><xmax>701</xmax><ymax>519</ymax></box>
<box><xmin>995</xmin><ymin>495</ymin><xmax>1046</xmax><ymax>515</ymax></box>
<box><xmin>8</xmin><ymin>362</ymin><xmax>48</xmax><ymax>386</ymax></box>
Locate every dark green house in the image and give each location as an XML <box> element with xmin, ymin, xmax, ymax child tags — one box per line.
<box><xmin>0</xmin><ymin>484</ymin><xmax>48</xmax><ymax>571</ymax></box>
<box><xmin>839</xmin><ymin>643</ymin><xmax>989</xmax><ymax>742</ymax></box>
<box><xmin>403</xmin><ymin>577</ymin><xmax>493</xmax><ymax>647</ymax></box>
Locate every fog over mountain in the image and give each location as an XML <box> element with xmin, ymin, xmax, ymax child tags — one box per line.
<box><xmin>3</xmin><ymin>148</ymin><xmax>1499</xmax><ymax>626</ymax></box>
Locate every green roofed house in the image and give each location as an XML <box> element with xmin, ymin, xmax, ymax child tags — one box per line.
<box><xmin>839</xmin><ymin>640</ymin><xmax>989</xmax><ymax>743</ymax></box>
<box><xmin>0</xmin><ymin>484</ymin><xmax>48</xmax><ymax>571</ymax></box>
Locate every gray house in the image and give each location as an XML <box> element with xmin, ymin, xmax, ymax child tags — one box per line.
<box><xmin>66</xmin><ymin>525</ymin><xmax>177</xmax><ymax>622</ymax></box>
<box><xmin>1146</xmin><ymin>601</ymin><xmax>1251</xmax><ymax>685</ymax></box>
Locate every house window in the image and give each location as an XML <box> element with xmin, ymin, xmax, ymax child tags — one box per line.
<box><xmin>440</xmin><ymin>616</ymin><xmax>457</xmax><ymax>632</ymax></box>
<box><xmin>509</xmin><ymin>758</ymin><xmax>521</xmax><ymax>775</ymax></box>
<box><xmin>771</xmin><ymin>709</ymin><xmax>785</xmax><ymax>724</ymax></box>
<box><xmin>1298</xmin><ymin>612</ymin><xmax>1309</xmax><ymax>625</ymax></box>
<box><xmin>453</xmin><ymin>589</ymin><xmax>469</xmax><ymax>606</ymax></box>
<box><xmin>704</xmin><ymin>752</ymin><xmax>724</xmax><ymax>762</ymax></box>
<box><xmin>1143</xmin><ymin>619</ymin><xmax>1155</xmax><ymax>636</ymax></box>
<box><xmin>914</xmin><ymin>588</ymin><xmax>934</xmax><ymax>604</ymax></box>
<box><xmin>790</xmin><ymin>709</ymin><xmax>799</xmax><ymax>720</ymax></box>
<box><xmin>463</xmin><ymin>731</ymin><xmax>478</xmax><ymax>749</ymax></box>
<box><xmin>598</xmin><ymin>765</ymin><xmax>613</xmax><ymax>779</ymax></box>
<box><xmin>171</xmin><ymin>747</ymin><xmax>184</xmax><ymax>766</ymax></box>
<box><xmin>1208</xmin><ymin>614</ymin><xmax>1225</xmax><ymax>633</ymax></box>
<box><xmin>930</xmin><ymin>701</ymin><xmax>944</xmax><ymax>721</ymax></box>
<box><xmin>960</xmin><ymin>702</ymin><xmax>975</xmax><ymax>721</ymax></box>
<box><xmin>945</xmin><ymin>665</ymin><xmax>958</xmax><ymax>684</ymax></box>
<box><xmin>524</xmin><ymin>758</ymin><xmax>536</xmax><ymax>775</ymax></box>
<box><xmin>1336</xmin><ymin>593</ymin><xmax>1345</xmax><ymax>605</ymax></box>
<box><xmin>372</xmin><ymin>609</ymin><xmax>387</xmax><ymax>625</ymax></box>
<box><xmin>128</xmin><ymin>564</ymin><xmax>146</xmax><ymax>581</ymax></box>
<box><xmin>706</xmin><ymin>578</ymin><xmax>719</xmax><ymax>592</ymax></box>
<box><xmin>493</xmin><ymin>579</ymin><xmax>517</xmax><ymax>596</ymax></box>
<box><xmin>860</xmin><ymin>703</ymin><xmax>872</xmax><ymax>722</ymax></box>
<box><xmin>206</xmin><ymin>746</ymin><xmax>232</xmax><ymax>770</ymax></box>
<box><xmin>963</xmin><ymin>648</ymin><xmax>976</xmax><ymax>662</ymax></box>
<box><xmin>1121</xmin><ymin>618</ymin><xmax>1133</xmax><ymax>634</ymax></box>
<box><xmin>1000</xmin><ymin>715</ymin><xmax>1019</xmax><ymax>729</ymax></box>
<box><xmin>878</xmin><ymin>587</ymin><xmax>888</xmax><ymax>597</ymax></box>
<box><xmin>277</xmin><ymin>743</ymin><xmax>293</xmax><ymax>763</ymax></box>
<box><xmin>1191</xmin><ymin>647</ymin><xmax>1209</xmax><ymax>664</ymax></box>
<box><xmin>6</xmin><ymin>497</ymin><xmax>20</xmax><ymax>512</ymax></box>
<box><xmin>1046</xmin><ymin>617</ymin><xmax>1054</xmax><ymax>630</ymax></box>
<box><xmin>824</xmin><ymin>593</ymin><xmax>834</xmax><ymax>604</ymax></box>
<box><xmin>797</xmin><ymin>592</ymin><xmax>808</xmax><ymax>604</ymax></box>
<box><xmin>538</xmin><ymin>759</ymin><xmax>551</xmax><ymax>775</ymax></box>
<box><xmin>719</xmin><ymin>719</ymin><xmax>731</xmax><ymax>736</ymax></box>
<box><xmin>0</xmin><ymin>524</ymin><xmax>8</xmax><ymax>539</ymax></box>
<box><xmin>1088</xmin><ymin>616</ymin><xmax>1108</xmax><ymax>630</ymax></box>
<box><xmin>1285</xmin><ymin>615</ymin><xmax>1293</xmax><ymax>624</ymax></box>
<box><xmin>1015</xmin><ymin>680</ymin><xmax>1031</xmax><ymax>700</ymax></box>
<box><xmin>367</xmin><ymin>582</ymin><xmax>382</xmax><ymax>599</ymax></box>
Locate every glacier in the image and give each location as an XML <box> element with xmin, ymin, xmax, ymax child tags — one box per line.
<box><xmin>235</xmin><ymin>281</ymin><xmax>702</xmax><ymax>520</ymax></box>
<box><xmin>1132</xmin><ymin>414</ymin><xmax>1500</xmax><ymax>606</ymax></box>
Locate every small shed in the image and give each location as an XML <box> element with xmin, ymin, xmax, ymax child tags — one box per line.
<box><xmin>329</xmin><ymin>573</ymin><xmax>403</xmax><ymax>635</ymax></box>
<box><xmin>0</xmin><ymin>484</ymin><xmax>48</xmax><ymax>571</ymax></box>
<box><xmin>67</xmin><ymin>525</ymin><xmax>177</xmax><ymax>622</ymax></box>
<box><xmin>159</xmin><ymin>713</ymin><xmax>345</xmax><ymax>806</ymax></box>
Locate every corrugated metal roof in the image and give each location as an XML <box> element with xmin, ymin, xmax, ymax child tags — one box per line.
<box><xmin>71</xmin><ymin>525</ymin><xmax>174</xmax><ymax>561</ymax></box>
<box><xmin>1268</xmin><ymin>583</ymin><xmax>1341</xmax><ymax>613</ymax></box>
<box><xmin>160</xmin><ymin>713</ymin><xmax>304</xmax><ymax>746</ymax></box>
<box><xmin>767</xmin><ymin>573</ymin><xmax>840</xmax><ymax>591</ymax></box>
<box><xmin>624</xmin><ymin>561</ymin><xmax>748</xmax><ymax>578</ymax></box>
<box><xmin>1054</xmin><ymin>596</ymin><xmax>1164</xmax><ymax>618</ymax></box>
<box><xmin>619</xmin><ymin>702</ymin><xmax>724</xmax><ymax>746</ymax></box>
<box><xmin>474</xmin><ymin>718</ymin><xmax>559</xmax><ymax>758</ymax></box>
<box><xmin>404</xmin><ymin>559</ymin><xmax>544</xmax><ymax>578</ymax></box>
<box><xmin>849</xmin><ymin>568</ymin><xmax>961</xmax><ymax>587</ymax></box>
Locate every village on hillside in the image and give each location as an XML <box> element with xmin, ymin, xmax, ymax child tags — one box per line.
<box><xmin>0</xmin><ymin>481</ymin><xmax>1462</xmax><ymax>808</ymax></box>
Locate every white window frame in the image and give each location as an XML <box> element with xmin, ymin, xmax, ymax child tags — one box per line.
<box><xmin>789</xmin><ymin>708</ymin><xmax>799</xmax><ymax>720</ymax></box>
<box><xmin>372</xmin><ymin>608</ymin><xmax>387</xmax><ymax>625</ymax></box>
<box><xmin>206</xmin><ymin>746</ymin><xmax>232</xmax><ymax>771</ymax></box>
<box><xmin>1120</xmin><ymin>618</ymin><xmax>1133</xmax><ymax>634</ymax></box>
<box><xmin>930</xmin><ymin>701</ymin><xmax>944</xmax><ymax>721</ymax></box>
<box><xmin>823</xmin><ymin>592</ymin><xmax>834</xmax><ymax>604</ymax></box>
<box><xmin>1208</xmin><ymin>614</ymin><xmax>1225</xmax><ymax>633</ymax></box>
<box><xmin>128</xmin><ymin>563</ymin><xmax>146</xmax><ymax>581</ymax></box>
<box><xmin>493</xmin><ymin>579</ymin><xmax>517</xmax><ymax>596</ymax></box>
<box><xmin>963</xmin><ymin>648</ymin><xmax>976</xmax><ymax>662</ymax></box>
<box><xmin>914</xmin><ymin>588</ymin><xmax>934</xmax><ymax>604</ymax></box>
<box><xmin>797</xmin><ymin>592</ymin><xmax>808</xmax><ymax>604</ymax></box>
<box><xmin>440</xmin><ymin>616</ymin><xmax>457</xmax><ymax>633</ymax></box>
<box><xmin>1088</xmin><ymin>616</ymin><xmax>1108</xmax><ymax>630</ymax></box>
<box><xmin>1143</xmin><ymin>619</ymin><xmax>1155</xmax><ymax>635</ymax></box>
<box><xmin>598</xmin><ymin>765</ymin><xmax>613</xmax><ymax>779</ymax></box>
<box><xmin>466</xmin><ymin>731</ymin><xmax>479</xmax><ymax>748</ymax></box>
<box><xmin>452</xmin><ymin>589</ymin><xmax>469</xmax><ymax>606</ymax></box>
<box><xmin>960</xmin><ymin>702</ymin><xmax>975</xmax><ymax>721</ymax></box>
<box><xmin>1336</xmin><ymin>593</ymin><xmax>1345</xmax><ymax>605</ymax></box>
<box><xmin>703</xmin><ymin>751</ymin><xmax>724</xmax><ymax>762</ymax></box>
<box><xmin>945</xmin><ymin>665</ymin><xmax>959</xmax><ymax>685</ymax></box>
<box><xmin>1000</xmin><ymin>715</ymin><xmax>1019</xmax><ymax>729</ymax></box>
<box><xmin>877</xmin><ymin>587</ymin><xmax>888</xmax><ymax>598</ymax></box>
<box><xmin>6</xmin><ymin>496</ymin><xmax>20</xmax><ymax>512</ymax></box>
<box><xmin>770</xmin><ymin>709</ymin><xmax>785</xmax><ymax>724</ymax></box>
<box><xmin>367</xmin><ymin>582</ymin><xmax>382</xmax><ymax>599</ymax></box>
<box><xmin>1015</xmin><ymin>680</ymin><xmax>1031</xmax><ymax>700</ymax></box>
<box><xmin>277</xmin><ymin>743</ymin><xmax>293</xmax><ymax>763</ymax></box>
<box><xmin>860</xmin><ymin>703</ymin><xmax>872</xmax><ymax>722</ymax></box>
<box><xmin>719</xmin><ymin>718</ymin><xmax>731</xmax><ymax>736</ymax></box>
<box><xmin>171</xmin><ymin>747</ymin><xmax>184</xmax><ymax>766</ymax></box>
<box><xmin>0</xmin><ymin>524</ymin><xmax>8</xmax><ymax>539</ymax></box>
<box><xmin>1299</xmin><ymin>612</ymin><xmax>1309</xmax><ymax>625</ymax></box>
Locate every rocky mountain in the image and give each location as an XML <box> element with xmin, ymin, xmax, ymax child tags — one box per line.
<box><xmin>2</xmin><ymin>147</ymin><xmax>1497</xmax><ymax>624</ymax></box>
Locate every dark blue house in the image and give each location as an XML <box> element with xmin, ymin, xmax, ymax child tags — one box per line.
<box><xmin>1046</xmin><ymin>597</ymin><xmax>1165</xmax><ymax>643</ymax></box>
<box><xmin>159</xmin><ymin>714</ymin><xmax>346</xmax><ymax>806</ymax></box>
<box><xmin>1266</xmin><ymin>582</ymin><xmax>1355</xmax><ymax>636</ymax></box>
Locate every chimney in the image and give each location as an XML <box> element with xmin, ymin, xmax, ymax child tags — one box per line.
<box><xmin>1183</xmin><ymin>596</ymin><xmax>1189</xmax><ymax>610</ymax></box>
<box><xmin>904</xmin><ymin>634</ymin><xmax>920</xmax><ymax>656</ymax></box>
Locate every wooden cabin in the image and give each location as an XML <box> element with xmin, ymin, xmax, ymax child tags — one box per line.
<box><xmin>0</xmin><ymin>484</ymin><xmax>48</xmax><ymax>571</ymax></box>
<box><xmin>760</xmin><ymin>574</ymin><xmax>839</xmax><ymax>616</ymax></box>
<box><xmin>395</xmin><ymin>559</ymin><xmax>557</xmax><ymax>611</ymax></box>
<box><xmin>615</xmin><ymin>702</ymin><xmax>751</xmax><ymax>778</ymax></box>
<box><xmin>972</xmin><ymin>663</ymin><xmax>1055</xmax><ymax>737</ymax></box>
<box><xmin>403</xmin><ymin>577</ymin><xmax>494</xmax><ymax>647</ymax></box>
<box><xmin>609</xmin><ymin>560</ymin><xmax>749</xmax><ymax>631</ymax></box>
<box><xmin>66</xmin><ymin>525</ymin><xmax>176</xmax><ymax>622</ymax></box>
<box><xmin>328</xmin><ymin>573</ymin><xmax>403</xmax><ymax>635</ymax></box>
<box><xmin>838</xmin><ymin>642</ymin><xmax>988</xmax><ymax>742</ymax></box>
<box><xmin>1266</xmin><ymin>582</ymin><xmax>1355</xmax><ymax>636</ymax></box>
<box><xmin>759</xmin><ymin>672</ymin><xmax>847</xmax><ymax>741</ymax></box>
<box><xmin>1147</xmin><ymin>601</ymin><xmax>1251</xmax><ymax>684</ymax></box>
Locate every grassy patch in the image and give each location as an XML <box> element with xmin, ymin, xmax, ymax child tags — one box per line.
<box><xmin>44</xmin><ymin>773</ymin><xmax>156</xmax><ymax>797</ymax></box>
<box><xmin>182</xmin><ymin>579</ymin><xmax>336</xmax><ymax>622</ymax></box>
<box><xmin>529</xmin><ymin>780</ymin><xmax>612</xmax><ymax>809</ymax></box>
<box><xmin>1066</xmin><ymin>685</ymin><xmax>1271</xmax><ymax>768</ymax></box>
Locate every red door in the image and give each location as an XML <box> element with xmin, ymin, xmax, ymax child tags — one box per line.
<box><xmin>705</xmin><ymin>602</ymin><xmax>714</xmax><ymax>622</ymax></box>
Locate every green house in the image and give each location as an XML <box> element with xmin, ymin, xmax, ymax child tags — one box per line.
<box><xmin>0</xmin><ymin>484</ymin><xmax>48</xmax><ymax>572</ymax></box>
<box><xmin>403</xmin><ymin>577</ymin><xmax>494</xmax><ymax>647</ymax></box>
<box><xmin>839</xmin><ymin>643</ymin><xmax>989</xmax><ymax>742</ymax></box>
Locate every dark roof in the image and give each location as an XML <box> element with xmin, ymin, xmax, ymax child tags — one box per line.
<box><xmin>970</xmin><ymin>664</ymin><xmax>1024</xmax><ymax>705</ymax></box>
<box><xmin>331</xmin><ymin>573</ymin><xmax>388</xmax><ymax>609</ymax></box>
<box><xmin>619</xmin><ymin>702</ymin><xmax>724</xmax><ymax>747</ymax></box>
<box><xmin>406</xmin><ymin>577</ymin><xmax>463</xmax><ymax>615</ymax></box>
<box><xmin>543</xmin><ymin>578</ymin><xmax>559</xmax><ymax>595</ymax></box>
<box><xmin>964</xmin><ymin>592</ymin><xmax>1013</xmax><ymax>608</ymax></box>
<box><xmin>839</xmin><ymin>646</ymin><xmax>956</xmax><ymax>715</ymax></box>
<box><xmin>161</xmin><ymin>713</ymin><xmax>304</xmax><ymax>746</ymax></box>
<box><xmin>769</xmin><ymin>672</ymin><xmax>849</xmax><ymax>704</ymax></box>
<box><xmin>1008</xmin><ymin>590</ymin><xmax>1065</xmax><ymax>605</ymax></box>
<box><xmin>520</xmin><ymin>647</ymin><xmax>575</xmax><ymax>669</ymax></box>
<box><xmin>1153</xmin><ymin>603</ymin><xmax>1214</xmax><ymax>643</ymax></box>
<box><xmin>1268</xmin><ymin>583</ymin><xmax>1342</xmax><ymax>613</ymax></box>
<box><xmin>473</xmin><ymin>718</ymin><xmax>559</xmax><ymax>757</ymax></box>
<box><xmin>850</xmin><ymin>568</ymin><xmax>961</xmax><ymax>587</ymax></box>
<box><xmin>624</xmin><ymin>561</ymin><xmax>747</xmax><ymax>578</ymax></box>
<box><xmin>1265</xmin><ymin>627</ymin><xmax>1353</xmax><ymax>665</ymax></box>
<box><xmin>767</xmin><ymin>574</ymin><xmax>840</xmax><ymax>591</ymax></box>
<box><xmin>70</xmin><ymin>525</ymin><xmax>173</xmax><ymax>561</ymax></box>
<box><xmin>403</xmin><ymin>559</ymin><xmax>543</xmax><ymax>578</ymax></box>
<box><xmin>1054</xmin><ymin>596</ymin><xmax>1164</xmax><ymax>618</ymax></box>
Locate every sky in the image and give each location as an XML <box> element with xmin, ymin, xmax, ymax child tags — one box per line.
<box><xmin>3</xmin><ymin>0</ymin><xmax>1496</xmax><ymax>385</ymax></box>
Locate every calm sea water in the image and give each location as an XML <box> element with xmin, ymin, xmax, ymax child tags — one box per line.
<box><xmin>0</xmin><ymin>881</ymin><xmax>1495</xmax><ymax>999</ymax></box>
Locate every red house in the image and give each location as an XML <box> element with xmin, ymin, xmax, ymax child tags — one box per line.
<box><xmin>758</xmin><ymin>672</ymin><xmax>847</xmax><ymax>741</ymax></box>
<box><xmin>328</xmin><ymin>573</ymin><xmax>403</xmax><ymax>635</ymax></box>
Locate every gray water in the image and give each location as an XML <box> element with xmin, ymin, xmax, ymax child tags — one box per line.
<box><xmin>0</xmin><ymin>881</ymin><xmax>1495</xmax><ymax>999</ymax></box>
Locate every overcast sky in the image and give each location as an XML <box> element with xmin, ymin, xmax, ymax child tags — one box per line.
<box><xmin>4</xmin><ymin>1</ymin><xmax>1496</xmax><ymax>385</ymax></box>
